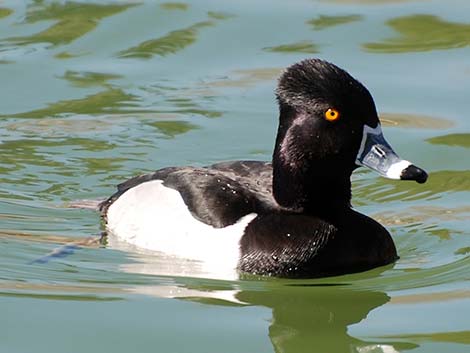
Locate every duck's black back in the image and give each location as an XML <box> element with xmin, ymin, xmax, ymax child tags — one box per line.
<box><xmin>100</xmin><ymin>161</ymin><xmax>277</xmax><ymax>227</ymax></box>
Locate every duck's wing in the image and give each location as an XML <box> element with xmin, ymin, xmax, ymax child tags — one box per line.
<box><xmin>100</xmin><ymin>161</ymin><xmax>276</xmax><ymax>228</ymax></box>
<box><xmin>210</xmin><ymin>160</ymin><xmax>275</xmax><ymax>207</ymax></box>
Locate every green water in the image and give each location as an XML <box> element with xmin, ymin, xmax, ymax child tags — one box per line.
<box><xmin>1</xmin><ymin>0</ymin><xmax>470</xmax><ymax>352</ymax></box>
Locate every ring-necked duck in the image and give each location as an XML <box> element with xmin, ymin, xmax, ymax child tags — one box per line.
<box><xmin>100</xmin><ymin>58</ymin><xmax>427</xmax><ymax>278</ymax></box>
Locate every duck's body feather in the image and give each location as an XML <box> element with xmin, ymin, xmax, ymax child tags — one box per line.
<box><xmin>101</xmin><ymin>161</ymin><xmax>275</xmax><ymax>227</ymax></box>
<box><xmin>101</xmin><ymin>161</ymin><xmax>396</xmax><ymax>278</ymax></box>
<box><xmin>99</xmin><ymin>58</ymin><xmax>427</xmax><ymax>278</ymax></box>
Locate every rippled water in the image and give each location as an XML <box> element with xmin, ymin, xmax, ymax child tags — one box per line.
<box><xmin>1</xmin><ymin>1</ymin><xmax>469</xmax><ymax>352</ymax></box>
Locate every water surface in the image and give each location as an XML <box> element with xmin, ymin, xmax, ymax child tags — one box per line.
<box><xmin>1</xmin><ymin>1</ymin><xmax>469</xmax><ymax>352</ymax></box>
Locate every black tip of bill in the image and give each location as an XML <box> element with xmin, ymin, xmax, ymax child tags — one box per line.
<box><xmin>401</xmin><ymin>164</ymin><xmax>428</xmax><ymax>184</ymax></box>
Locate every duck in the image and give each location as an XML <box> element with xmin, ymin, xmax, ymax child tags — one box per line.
<box><xmin>99</xmin><ymin>58</ymin><xmax>427</xmax><ymax>278</ymax></box>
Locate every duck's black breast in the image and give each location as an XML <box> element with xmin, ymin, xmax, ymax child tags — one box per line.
<box><xmin>100</xmin><ymin>160</ymin><xmax>277</xmax><ymax>228</ymax></box>
<box><xmin>239</xmin><ymin>209</ymin><xmax>397</xmax><ymax>278</ymax></box>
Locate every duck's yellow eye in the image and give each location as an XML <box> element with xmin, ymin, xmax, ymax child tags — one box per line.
<box><xmin>324</xmin><ymin>108</ymin><xmax>340</xmax><ymax>122</ymax></box>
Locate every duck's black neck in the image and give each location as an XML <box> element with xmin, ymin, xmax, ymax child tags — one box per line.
<box><xmin>272</xmin><ymin>160</ymin><xmax>352</xmax><ymax>213</ymax></box>
<box><xmin>272</xmin><ymin>106</ymin><xmax>353</xmax><ymax>214</ymax></box>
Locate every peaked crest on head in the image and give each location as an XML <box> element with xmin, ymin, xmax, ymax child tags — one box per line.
<box><xmin>275</xmin><ymin>58</ymin><xmax>375</xmax><ymax>113</ymax></box>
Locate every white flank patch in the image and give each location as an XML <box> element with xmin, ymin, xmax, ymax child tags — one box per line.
<box><xmin>106</xmin><ymin>180</ymin><xmax>257</xmax><ymax>279</ymax></box>
<box><xmin>385</xmin><ymin>160</ymin><xmax>411</xmax><ymax>180</ymax></box>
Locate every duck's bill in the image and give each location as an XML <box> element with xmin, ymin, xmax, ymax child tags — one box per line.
<box><xmin>356</xmin><ymin>125</ymin><xmax>428</xmax><ymax>184</ymax></box>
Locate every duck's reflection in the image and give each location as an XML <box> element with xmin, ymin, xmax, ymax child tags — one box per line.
<box><xmin>237</xmin><ymin>285</ymin><xmax>406</xmax><ymax>353</ymax></box>
<box><xmin>113</xmin><ymin>248</ymin><xmax>416</xmax><ymax>353</ymax></box>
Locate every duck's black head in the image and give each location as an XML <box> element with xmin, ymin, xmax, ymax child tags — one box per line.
<box><xmin>272</xmin><ymin>58</ymin><xmax>427</xmax><ymax>212</ymax></box>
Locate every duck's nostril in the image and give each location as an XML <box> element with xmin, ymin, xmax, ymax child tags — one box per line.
<box><xmin>401</xmin><ymin>165</ymin><xmax>428</xmax><ymax>184</ymax></box>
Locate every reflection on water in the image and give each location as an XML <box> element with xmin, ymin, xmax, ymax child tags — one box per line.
<box><xmin>61</xmin><ymin>71</ymin><xmax>122</xmax><ymax>88</ymax></box>
<box><xmin>4</xmin><ymin>88</ymin><xmax>142</xmax><ymax>118</ymax></box>
<box><xmin>364</xmin><ymin>14</ymin><xmax>470</xmax><ymax>53</ymax></box>
<box><xmin>0</xmin><ymin>288</ymin><xmax>122</xmax><ymax>302</ymax></box>
<box><xmin>382</xmin><ymin>330</ymin><xmax>470</xmax><ymax>346</ymax></box>
<box><xmin>207</xmin><ymin>11</ymin><xmax>235</xmax><ymax>20</ymax></box>
<box><xmin>379</xmin><ymin>113</ymin><xmax>453</xmax><ymax>130</ymax></box>
<box><xmin>238</xmin><ymin>286</ymin><xmax>407</xmax><ymax>353</ymax></box>
<box><xmin>427</xmin><ymin>133</ymin><xmax>470</xmax><ymax>148</ymax></box>
<box><xmin>355</xmin><ymin>170</ymin><xmax>470</xmax><ymax>202</ymax></box>
<box><xmin>35</xmin><ymin>236</ymin><xmax>401</xmax><ymax>352</ymax></box>
<box><xmin>205</xmin><ymin>67</ymin><xmax>282</xmax><ymax>89</ymax></box>
<box><xmin>102</xmin><ymin>252</ymin><xmax>416</xmax><ymax>353</ymax></box>
<box><xmin>2</xmin><ymin>69</ymin><xmax>221</xmax><ymax>124</ymax></box>
<box><xmin>0</xmin><ymin>7</ymin><xmax>13</xmax><ymax>19</ymax></box>
<box><xmin>116</xmin><ymin>9</ymin><xmax>233</xmax><ymax>59</ymax></box>
<box><xmin>2</xmin><ymin>224</ymin><xmax>469</xmax><ymax>352</ymax></box>
<box><xmin>118</xmin><ymin>20</ymin><xmax>215</xmax><ymax>59</ymax></box>
<box><xmin>307</xmin><ymin>14</ymin><xmax>362</xmax><ymax>30</ymax></box>
<box><xmin>149</xmin><ymin>120</ymin><xmax>200</xmax><ymax>138</ymax></box>
<box><xmin>160</xmin><ymin>2</ymin><xmax>189</xmax><ymax>11</ymax></box>
<box><xmin>373</xmin><ymin>205</ymin><xmax>470</xmax><ymax>241</ymax></box>
<box><xmin>162</xmin><ymin>95</ymin><xmax>222</xmax><ymax>118</ymax></box>
<box><xmin>374</xmin><ymin>205</ymin><xmax>470</xmax><ymax>225</ymax></box>
<box><xmin>3</xmin><ymin>2</ymin><xmax>136</xmax><ymax>46</ymax></box>
<box><xmin>263</xmin><ymin>41</ymin><xmax>320</xmax><ymax>54</ymax></box>
<box><xmin>455</xmin><ymin>247</ymin><xmax>470</xmax><ymax>256</ymax></box>
<box><xmin>0</xmin><ymin>137</ymin><xmax>116</xmax><ymax>176</ymax></box>
<box><xmin>54</xmin><ymin>50</ymin><xmax>88</xmax><ymax>59</ymax></box>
